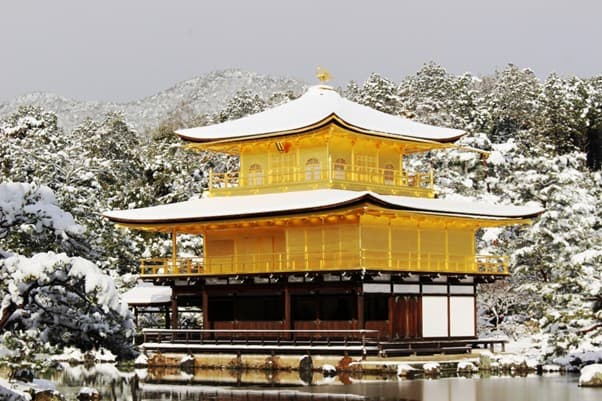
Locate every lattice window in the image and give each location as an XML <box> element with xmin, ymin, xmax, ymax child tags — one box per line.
<box><xmin>334</xmin><ymin>158</ymin><xmax>347</xmax><ymax>180</ymax></box>
<box><xmin>356</xmin><ymin>154</ymin><xmax>376</xmax><ymax>182</ymax></box>
<box><xmin>383</xmin><ymin>163</ymin><xmax>395</xmax><ymax>185</ymax></box>
<box><xmin>248</xmin><ymin>163</ymin><xmax>264</xmax><ymax>185</ymax></box>
<box><xmin>305</xmin><ymin>158</ymin><xmax>321</xmax><ymax>181</ymax></box>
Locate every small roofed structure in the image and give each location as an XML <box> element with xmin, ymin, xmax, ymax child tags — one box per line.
<box><xmin>122</xmin><ymin>284</ymin><xmax>172</xmax><ymax>328</ymax></box>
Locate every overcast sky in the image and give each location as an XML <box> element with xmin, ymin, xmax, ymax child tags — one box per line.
<box><xmin>1</xmin><ymin>0</ymin><xmax>601</xmax><ymax>102</ymax></box>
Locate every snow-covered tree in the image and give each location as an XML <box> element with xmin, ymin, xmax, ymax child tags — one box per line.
<box><xmin>0</xmin><ymin>106</ymin><xmax>67</xmax><ymax>186</ymax></box>
<box><xmin>508</xmin><ymin>153</ymin><xmax>601</xmax><ymax>353</ymax></box>
<box><xmin>399</xmin><ymin>62</ymin><xmax>477</xmax><ymax>128</ymax></box>
<box><xmin>347</xmin><ymin>73</ymin><xmax>403</xmax><ymax>115</ymax></box>
<box><xmin>0</xmin><ymin>183</ymin><xmax>90</xmax><ymax>257</ymax></box>
<box><xmin>480</xmin><ymin>139</ymin><xmax>602</xmax><ymax>355</ymax></box>
<box><xmin>479</xmin><ymin>65</ymin><xmax>542</xmax><ymax>145</ymax></box>
<box><xmin>0</xmin><ymin>252</ymin><xmax>135</xmax><ymax>359</ymax></box>
<box><xmin>539</xmin><ymin>74</ymin><xmax>588</xmax><ymax>154</ymax></box>
<box><xmin>583</xmin><ymin>76</ymin><xmax>602</xmax><ymax>170</ymax></box>
<box><xmin>0</xmin><ymin>183</ymin><xmax>135</xmax><ymax>359</ymax></box>
<box><xmin>215</xmin><ymin>89</ymin><xmax>267</xmax><ymax>123</ymax></box>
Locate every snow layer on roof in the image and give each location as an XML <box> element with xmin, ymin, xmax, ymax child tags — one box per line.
<box><xmin>176</xmin><ymin>85</ymin><xmax>465</xmax><ymax>143</ymax></box>
<box><xmin>103</xmin><ymin>189</ymin><xmax>543</xmax><ymax>224</ymax></box>
<box><xmin>122</xmin><ymin>283</ymin><xmax>172</xmax><ymax>305</ymax></box>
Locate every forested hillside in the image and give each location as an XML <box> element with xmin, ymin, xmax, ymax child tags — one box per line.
<box><xmin>0</xmin><ymin>64</ymin><xmax>600</xmax><ymax>361</ymax></box>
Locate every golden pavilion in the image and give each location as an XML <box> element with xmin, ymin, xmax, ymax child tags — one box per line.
<box><xmin>104</xmin><ymin>81</ymin><xmax>542</xmax><ymax>344</ymax></box>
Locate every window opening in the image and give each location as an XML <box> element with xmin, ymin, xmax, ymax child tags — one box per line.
<box><xmin>334</xmin><ymin>158</ymin><xmax>346</xmax><ymax>180</ymax></box>
<box><xmin>305</xmin><ymin>158</ymin><xmax>321</xmax><ymax>181</ymax></box>
<box><xmin>248</xmin><ymin>163</ymin><xmax>264</xmax><ymax>185</ymax></box>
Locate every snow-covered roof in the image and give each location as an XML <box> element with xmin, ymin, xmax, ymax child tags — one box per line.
<box><xmin>103</xmin><ymin>189</ymin><xmax>543</xmax><ymax>226</ymax></box>
<box><xmin>176</xmin><ymin>85</ymin><xmax>465</xmax><ymax>144</ymax></box>
<box><xmin>122</xmin><ymin>284</ymin><xmax>172</xmax><ymax>305</ymax></box>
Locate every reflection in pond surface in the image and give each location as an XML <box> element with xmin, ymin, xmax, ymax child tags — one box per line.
<box><xmin>303</xmin><ymin>376</ymin><xmax>602</xmax><ymax>401</ymax></box>
<box><xmin>42</xmin><ymin>364</ymin><xmax>601</xmax><ymax>401</ymax></box>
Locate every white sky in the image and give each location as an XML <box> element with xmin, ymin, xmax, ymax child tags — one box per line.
<box><xmin>1</xmin><ymin>0</ymin><xmax>601</xmax><ymax>102</ymax></box>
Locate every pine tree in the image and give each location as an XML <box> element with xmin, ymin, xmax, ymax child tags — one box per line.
<box><xmin>399</xmin><ymin>62</ymin><xmax>477</xmax><ymax>128</ymax></box>
<box><xmin>216</xmin><ymin>89</ymin><xmax>267</xmax><ymax>122</ymax></box>
<box><xmin>583</xmin><ymin>76</ymin><xmax>602</xmax><ymax>170</ymax></box>
<box><xmin>480</xmin><ymin>65</ymin><xmax>542</xmax><ymax>144</ymax></box>
<box><xmin>539</xmin><ymin>74</ymin><xmax>587</xmax><ymax>154</ymax></box>
<box><xmin>353</xmin><ymin>73</ymin><xmax>402</xmax><ymax>115</ymax></box>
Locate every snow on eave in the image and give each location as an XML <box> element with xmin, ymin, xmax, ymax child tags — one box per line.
<box><xmin>122</xmin><ymin>284</ymin><xmax>172</xmax><ymax>305</ymax></box>
<box><xmin>175</xmin><ymin>85</ymin><xmax>465</xmax><ymax>144</ymax></box>
<box><xmin>178</xmin><ymin>114</ymin><xmax>464</xmax><ymax>147</ymax></box>
<box><xmin>103</xmin><ymin>189</ymin><xmax>544</xmax><ymax>228</ymax></box>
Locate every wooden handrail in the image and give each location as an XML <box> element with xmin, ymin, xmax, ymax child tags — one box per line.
<box><xmin>139</xmin><ymin>252</ymin><xmax>508</xmax><ymax>276</ymax></box>
<box><xmin>209</xmin><ymin>163</ymin><xmax>434</xmax><ymax>191</ymax></box>
<box><xmin>142</xmin><ymin>328</ymin><xmax>381</xmax><ymax>345</ymax></box>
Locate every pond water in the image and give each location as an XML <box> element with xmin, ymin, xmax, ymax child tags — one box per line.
<box><xmin>40</xmin><ymin>365</ymin><xmax>601</xmax><ymax>401</ymax></box>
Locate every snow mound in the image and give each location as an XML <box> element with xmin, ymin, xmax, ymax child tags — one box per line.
<box><xmin>134</xmin><ymin>353</ymin><xmax>149</xmax><ymax>367</ymax></box>
<box><xmin>321</xmin><ymin>364</ymin><xmax>336</xmax><ymax>376</ymax></box>
<box><xmin>423</xmin><ymin>362</ymin><xmax>440</xmax><ymax>374</ymax></box>
<box><xmin>397</xmin><ymin>363</ymin><xmax>417</xmax><ymax>376</ymax></box>
<box><xmin>457</xmin><ymin>361</ymin><xmax>478</xmax><ymax>373</ymax></box>
<box><xmin>0</xmin><ymin>379</ymin><xmax>28</xmax><ymax>401</ymax></box>
<box><xmin>542</xmin><ymin>364</ymin><xmax>561</xmax><ymax>373</ymax></box>
<box><xmin>579</xmin><ymin>364</ymin><xmax>602</xmax><ymax>387</ymax></box>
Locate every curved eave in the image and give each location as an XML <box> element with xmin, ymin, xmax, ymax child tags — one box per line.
<box><xmin>104</xmin><ymin>196</ymin><xmax>363</xmax><ymax>227</ymax></box>
<box><xmin>103</xmin><ymin>191</ymin><xmax>543</xmax><ymax>231</ymax></box>
<box><xmin>177</xmin><ymin>114</ymin><xmax>465</xmax><ymax>147</ymax></box>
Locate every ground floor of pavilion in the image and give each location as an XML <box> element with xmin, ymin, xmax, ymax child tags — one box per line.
<box><xmin>134</xmin><ymin>271</ymin><xmax>498</xmax><ymax>343</ymax></box>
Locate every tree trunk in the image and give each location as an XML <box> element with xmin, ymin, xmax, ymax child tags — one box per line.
<box><xmin>0</xmin><ymin>303</ymin><xmax>17</xmax><ymax>331</ymax></box>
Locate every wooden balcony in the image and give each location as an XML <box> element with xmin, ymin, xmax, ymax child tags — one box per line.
<box><xmin>140</xmin><ymin>257</ymin><xmax>203</xmax><ymax>275</ymax></box>
<box><xmin>139</xmin><ymin>252</ymin><xmax>508</xmax><ymax>278</ymax></box>
<box><xmin>208</xmin><ymin>162</ymin><xmax>434</xmax><ymax>197</ymax></box>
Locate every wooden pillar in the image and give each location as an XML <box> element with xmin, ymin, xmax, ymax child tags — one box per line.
<box><xmin>387</xmin><ymin>218</ymin><xmax>392</xmax><ymax>269</ymax></box>
<box><xmin>351</xmin><ymin>140</ymin><xmax>356</xmax><ymax>181</ymax></box>
<box><xmin>284</xmin><ymin>285</ymin><xmax>291</xmax><ymax>339</ymax></box>
<box><xmin>171</xmin><ymin>228</ymin><xmax>177</xmax><ymax>274</ymax></box>
<box><xmin>417</xmin><ymin>225</ymin><xmax>421</xmax><ymax>271</ymax></box>
<box><xmin>444</xmin><ymin>225</ymin><xmax>449</xmax><ymax>272</ymax></box>
<box><xmin>201</xmin><ymin>286</ymin><xmax>209</xmax><ymax>330</ymax></box>
<box><xmin>388</xmin><ymin>295</ymin><xmax>395</xmax><ymax>340</ymax></box>
<box><xmin>164</xmin><ymin>305</ymin><xmax>170</xmax><ymax>329</ymax></box>
<box><xmin>399</xmin><ymin>151</ymin><xmax>405</xmax><ymax>185</ymax></box>
<box><xmin>357</xmin><ymin>289</ymin><xmax>364</xmax><ymax>331</ymax></box>
<box><xmin>171</xmin><ymin>295</ymin><xmax>178</xmax><ymax>329</ymax></box>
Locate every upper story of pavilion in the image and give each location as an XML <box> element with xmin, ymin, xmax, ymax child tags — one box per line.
<box><xmin>176</xmin><ymin>85</ymin><xmax>468</xmax><ymax>198</ymax></box>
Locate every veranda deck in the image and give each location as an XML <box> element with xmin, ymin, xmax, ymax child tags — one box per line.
<box><xmin>140</xmin><ymin>329</ymin><xmax>507</xmax><ymax>357</ymax></box>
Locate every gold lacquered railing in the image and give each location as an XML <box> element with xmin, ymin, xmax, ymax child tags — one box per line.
<box><xmin>331</xmin><ymin>163</ymin><xmax>433</xmax><ymax>189</ymax></box>
<box><xmin>208</xmin><ymin>162</ymin><xmax>434</xmax><ymax>195</ymax></box>
<box><xmin>139</xmin><ymin>252</ymin><xmax>508</xmax><ymax>277</ymax></box>
<box><xmin>475</xmin><ymin>255</ymin><xmax>509</xmax><ymax>274</ymax></box>
<box><xmin>140</xmin><ymin>257</ymin><xmax>203</xmax><ymax>275</ymax></box>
